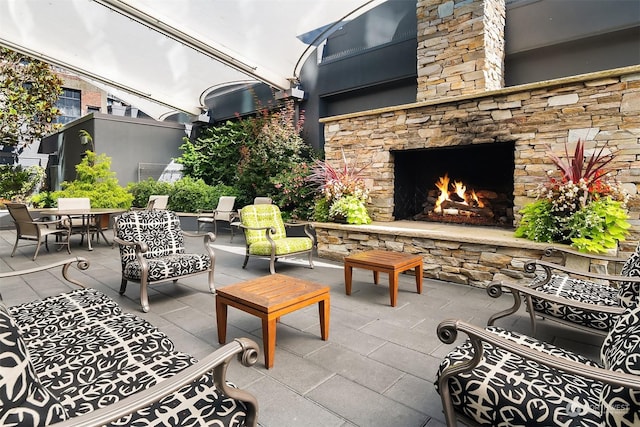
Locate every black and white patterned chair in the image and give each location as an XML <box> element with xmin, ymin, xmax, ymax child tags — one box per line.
<box><xmin>114</xmin><ymin>210</ymin><xmax>216</xmax><ymax>312</ymax></box>
<box><xmin>487</xmin><ymin>245</ymin><xmax>640</xmax><ymax>335</ymax></box>
<box><xmin>0</xmin><ymin>258</ymin><xmax>259</xmax><ymax>427</ymax></box>
<box><xmin>436</xmin><ymin>302</ymin><xmax>640</xmax><ymax>427</ymax></box>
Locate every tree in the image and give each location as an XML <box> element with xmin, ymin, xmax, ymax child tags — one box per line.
<box><xmin>0</xmin><ymin>48</ymin><xmax>63</xmax><ymax>148</ymax></box>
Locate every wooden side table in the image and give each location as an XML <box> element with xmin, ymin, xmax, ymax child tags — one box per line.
<box><xmin>344</xmin><ymin>250</ymin><xmax>423</xmax><ymax>307</ymax></box>
<box><xmin>216</xmin><ymin>274</ymin><xmax>330</xmax><ymax>369</ymax></box>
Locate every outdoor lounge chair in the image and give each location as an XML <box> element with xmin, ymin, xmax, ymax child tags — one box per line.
<box><xmin>435</xmin><ymin>302</ymin><xmax>640</xmax><ymax>427</ymax></box>
<box><xmin>147</xmin><ymin>194</ymin><xmax>169</xmax><ymax>209</ymax></box>
<box><xmin>197</xmin><ymin>196</ymin><xmax>237</xmax><ymax>240</ymax></box>
<box><xmin>486</xmin><ymin>245</ymin><xmax>640</xmax><ymax>336</ymax></box>
<box><xmin>57</xmin><ymin>197</ymin><xmax>104</xmax><ymax>244</ymax></box>
<box><xmin>238</xmin><ymin>204</ymin><xmax>315</xmax><ymax>274</ymax></box>
<box><xmin>113</xmin><ymin>209</ymin><xmax>216</xmax><ymax>312</ymax></box>
<box><xmin>6</xmin><ymin>202</ymin><xmax>71</xmax><ymax>261</ymax></box>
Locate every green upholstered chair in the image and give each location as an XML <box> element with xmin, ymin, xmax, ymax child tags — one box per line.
<box><xmin>238</xmin><ymin>204</ymin><xmax>315</xmax><ymax>274</ymax></box>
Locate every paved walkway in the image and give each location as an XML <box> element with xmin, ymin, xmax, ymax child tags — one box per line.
<box><xmin>0</xmin><ymin>226</ymin><xmax>602</xmax><ymax>427</ymax></box>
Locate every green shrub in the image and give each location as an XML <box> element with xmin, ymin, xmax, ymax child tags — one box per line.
<box><xmin>126</xmin><ymin>178</ymin><xmax>172</xmax><ymax>208</ymax></box>
<box><xmin>0</xmin><ymin>164</ymin><xmax>45</xmax><ymax>202</ymax></box>
<box><xmin>167</xmin><ymin>176</ymin><xmax>216</xmax><ymax>212</ymax></box>
<box><xmin>50</xmin><ymin>151</ymin><xmax>133</xmax><ymax>209</ymax></box>
<box><xmin>270</xmin><ymin>162</ymin><xmax>316</xmax><ymax>220</ymax></box>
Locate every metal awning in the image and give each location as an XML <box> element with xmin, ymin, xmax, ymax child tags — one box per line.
<box><xmin>0</xmin><ymin>0</ymin><xmax>385</xmax><ymax>120</ymax></box>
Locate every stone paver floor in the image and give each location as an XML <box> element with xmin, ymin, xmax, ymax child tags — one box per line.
<box><xmin>0</xmin><ymin>227</ymin><xmax>603</xmax><ymax>427</ymax></box>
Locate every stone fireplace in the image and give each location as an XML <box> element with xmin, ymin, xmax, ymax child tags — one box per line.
<box><xmin>393</xmin><ymin>142</ymin><xmax>515</xmax><ymax>226</ymax></box>
<box><xmin>314</xmin><ymin>0</ymin><xmax>640</xmax><ymax>287</ymax></box>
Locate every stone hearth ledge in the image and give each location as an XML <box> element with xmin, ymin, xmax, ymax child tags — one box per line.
<box><xmin>313</xmin><ymin>221</ymin><xmax>564</xmax><ymax>287</ymax></box>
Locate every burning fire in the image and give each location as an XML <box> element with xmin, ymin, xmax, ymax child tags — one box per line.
<box><xmin>433</xmin><ymin>173</ymin><xmax>484</xmax><ymax>215</ymax></box>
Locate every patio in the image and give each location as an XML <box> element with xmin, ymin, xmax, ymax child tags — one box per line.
<box><xmin>0</xmin><ymin>225</ymin><xmax>603</xmax><ymax>427</ymax></box>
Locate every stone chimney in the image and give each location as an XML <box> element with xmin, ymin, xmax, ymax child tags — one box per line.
<box><xmin>416</xmin><ymin>0</ymin><xmax>506</xmax><ymax>101</ymax></box>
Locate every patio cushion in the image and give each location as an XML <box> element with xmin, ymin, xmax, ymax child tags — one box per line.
<box><xmin>531</xmin><ymin>274</ymin><xmax>620</xmax><ymax>332</ymax></box>
<box><xmin>599</xmin><ymin>303</ymin><xmax>640</xmax><ymax>427</ymax></box>
<box><xmin>249</xmin><ymin>237</ymin><xmax>313</xmax><ymax>256</ymax></box>
<box><xmin>122</xmin><ymin>253</ymin><xmax>211</xmax><ymax>282</ymax></box>
<box><xmin>0</xmin><ymin>302</ymin><xmax>68</xmax><ymax>426</ymax></box>
<box><xmin>435</xmin><ymin>326</ymin><xmax>604</xmax><ymax>426</ymax></box>
<box><xmin>617</xmin><ymin>242</ymin><xmax>640</xmax><ymax>307</ymax></box>
<box><xmin>241</xmin><ymin>204</ymin><xmax>287</xmax><ymax>245</ymax></box>
<box><xmin>9</xmin><ymin>289</ymin><xmax>252</xmax><ymax>426</ymax></box>
<box><xmin>116</xmin><ymin>210</ymin><xmax>186</xmax><ymax>267</ymax></box>
<box><xmin>9</xmin><ymin>288</ymin><xmax>123</xmax><ymax>341</ymax></box>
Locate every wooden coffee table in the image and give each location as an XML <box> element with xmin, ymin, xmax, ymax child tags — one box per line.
<box><xmin>216</xmin><ymin>274</ymin><xmax>330</xmax><ymax>369</ymax></box>
<box><xmin>344</xmin><ymin>250</ymin><xmax>423</xmax><ymax>307</ymax></box>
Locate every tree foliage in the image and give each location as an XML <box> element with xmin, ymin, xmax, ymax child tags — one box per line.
<box><xmin>0</xmin><ymin>48</ymin><xmax>63</xmax><ymax>147</ymax></box>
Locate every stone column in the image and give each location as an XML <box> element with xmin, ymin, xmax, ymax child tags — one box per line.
<box><xmin>416</xmin><ymin>0</ymin><xmax>506</xmax><ymax>101</ymax></box>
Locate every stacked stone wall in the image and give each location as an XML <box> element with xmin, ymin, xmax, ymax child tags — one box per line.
<box><xmin>322</xmin><ymin>67</ymin><xmax>640</xmax><ymax>253</ymax></box>
<box><xmin>417</xmin><ymin>0</ymin><xmax>505</xmax><ymax>100</ymax></box>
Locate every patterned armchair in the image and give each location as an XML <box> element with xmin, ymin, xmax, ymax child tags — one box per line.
<box><xmin>487</xmin><ymin>245</ymin><xmax>640</xmax><ymax>335</ymax></box>
<box><xmin>114</xmin><ymin>210</ymin><xmax>216</xmax><ymax>312</ymax></box>
<box><xmin>435</xmin><ymin>303</ymin><xmax>640</xmax><ymax>427</ymax></box>
<box><xmin>238</xmin><ymin>204</ymin><xmax>315</xmax><ymax>274</ymax></box>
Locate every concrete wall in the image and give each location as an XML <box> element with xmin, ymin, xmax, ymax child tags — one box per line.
<box><xmin>40</xmin><ymin>113</ymin><xmax>185</xmax><ymax>189</ymax></box>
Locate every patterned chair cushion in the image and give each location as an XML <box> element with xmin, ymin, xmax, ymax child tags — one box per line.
<box><xmin>617</xmin><ymin>243</ymin><xmax>640</xmax><ymax>307</ymax></box>
<box><xmin>9</xmin><ymin>288</ymin><xmax>123</xmax><ymax>341</ymax></box>
<box><xmin>0</xmin><ymin>302</ymin><xmax>68</xmax><ymax>426</ymax></box>
<box><xmin>436</xmin><ymin>326</ymin><xmax>605</xmax><ymax>426</ymax></box>
<box><xmin>8</xmin><ymin>289</ymin><xmax>251</xmax><ymax>426</ymax></box>
<box><xmin>531</xmin><ymin>274</ymin><xmax>620</xmax><ymax>332</ymax></box>
<box><xmin>122</xmin><ymin>253</ymin><xmax>211</xmax><ymax>282</ymax></box>
<box><xmin>599</xmin><ymin>303</ymin><xmax>640</xmax><ymax>427</ymax></box>
<box><xmin>115</xmin><ymin>210</ymin><xmax>186</xmax><ymax>269</ymax></box>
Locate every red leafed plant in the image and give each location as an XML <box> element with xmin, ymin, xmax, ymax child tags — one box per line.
<box><xmin>546</xmin><ymin>139</ymin><xmax>614</xmax><ymax>186</ymax></box>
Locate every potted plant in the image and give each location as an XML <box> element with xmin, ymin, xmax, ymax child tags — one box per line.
<box><xmin>308</xmin><ymin>150</ymin><xmax>372</xmax><ymax>225</ymax></box>
<box><xmin>515</xmin><ymin>139</ymin><xmax>630</xmax><ymax>253</ymax></box>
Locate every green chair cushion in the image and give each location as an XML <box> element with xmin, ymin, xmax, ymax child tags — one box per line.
<box><xmin>249</xmin><ymin>237</ymin><xmax>313</xmax><ymax>256</ymax></box>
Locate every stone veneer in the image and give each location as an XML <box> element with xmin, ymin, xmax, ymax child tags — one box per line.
<box><xmin>417</xmin><ymin>0</ymin><xmax>505</xmax><ymax>99</ymax></box>
<box><xmin>315</xmin><ymin>0</ymin><xmax>640</xmax><ymax>287</ymax></box>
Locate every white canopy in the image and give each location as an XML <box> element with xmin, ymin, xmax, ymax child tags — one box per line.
<box><xmin>0</xmin><ymin>0</ymin><xmax>385</xmax><ymax>120</ymax></box>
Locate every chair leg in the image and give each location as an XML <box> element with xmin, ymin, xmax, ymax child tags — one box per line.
<box><xmin>242</xmin><ymin>248</ymin><xmax>250</xmax><ymax>269</ymax></box>
<box><xmin>140</xmin><ymin>282</ymin><xmax>150</xmax><ymax>313</ymax></box>
<box><xmin>119</xmin><ymin>279</ymin><xmax>128</xmax><ymax>295</ymax></box>
<box><xmin>11</xmin><ymin>235</ymin><xmax>19</xmax><ymax>257</ymax></box>
<box><xmin>269</xmin><ymin>253</ymin><xmax>276</xmax><ymax>275</ymax></box>
<box><xmin>45</xmin><ymin>236</ymin><xmax>50</xmax><ymax>252</ymax></box>
<box><xmin>33</xmin><ymin>240</ymin><xmax>43</xmax><ymax>261</ymax></box>
<box><xmin>308</xmin><ymin>251</ymin><xmax>314</xmax><ymax>269</ymax></box>
<box><xmin>208</xmin><ymin>269</ymin><xmax>215</xmax><ymax>294</ymax></box>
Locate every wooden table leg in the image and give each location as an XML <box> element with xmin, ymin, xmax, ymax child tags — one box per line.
<box><xmin>390</xmin><ymin>271</ymin><xmax>399</xmax><ymax>307</ymax></box>
<box><xmin>262</xmin><ymin>317</ymin><xmax>277</xmax><ymax>369</ymax></box>
<box><xmin>373</xmin><ymin>270</ymin><xmax>379</xmax><ymax>284</ymax></box>
<box><xmin>216</xmin><ymin>297</ymin><xmax>228</xmax><ymax>344</ymax></box>
<box><xmin>415</xmin><ymin>264</ymin><xmax>423</xmax><ymax>294</ymax></box>
<box><xmin>344</xmin><ymin>263</ymin><xmax>353</xmax><ymax>295</ymax></box>
<box><xmin>319</xmin><ymin>296</ymin><xmax>330</xmax><ymax>340</ymax></box>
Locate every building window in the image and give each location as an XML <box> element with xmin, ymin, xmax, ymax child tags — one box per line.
<box><xmin>55</xmin><ymin>88</ymin><xmax>81</xmax><ymax>124</ymax></box>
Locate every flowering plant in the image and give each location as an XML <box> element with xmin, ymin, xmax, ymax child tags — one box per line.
<box><xmin>308</xmin><ymin>150</ymin><xmax>371</xmax><ymax>224</ymax></box>
<box><xmin>516</xmin><ymin>140</ymin><xmax>630</xmax><ymax>253</ymax></box>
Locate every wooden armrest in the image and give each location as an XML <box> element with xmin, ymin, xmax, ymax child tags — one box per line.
<box><xmin>0</xmin><ymin>257</ymin><xmax>89</xmax><ymax>288</ymax></box>
<box><xmin>51</xmin><ymin>338</ymin><xmax>260</xmax><ymax>427</ymax></box>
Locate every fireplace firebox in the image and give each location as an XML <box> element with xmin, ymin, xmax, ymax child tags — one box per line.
<box><xmin>393</xmin><ymin>142</ymin><xmax>515</xmax><ymax>227</ymax></box>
